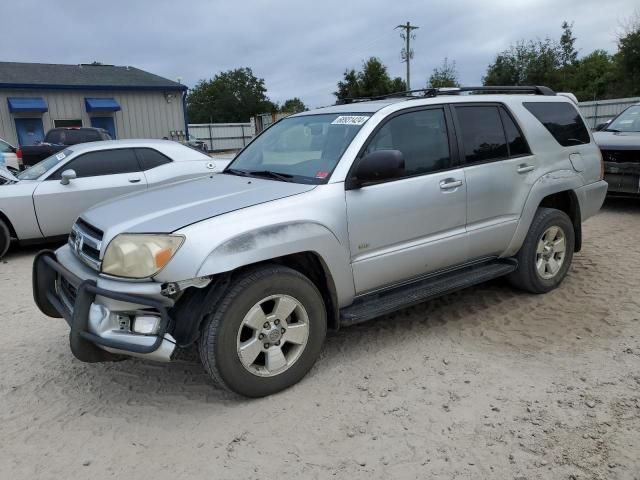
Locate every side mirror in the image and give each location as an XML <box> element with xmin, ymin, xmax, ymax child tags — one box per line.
<box><xmin>60</xmin><ymin>169</ymin><xmax>77</xmax><ymax>185</ymax></box>
<box><xmin>348</xmin><ymin>150</ymin><xmax>405</xmax><ymax>189</ymax></box>
<box><xmin>595</xmin><ymin>121</ymin><xmax>610</xmax><ymax>131</ymax></box>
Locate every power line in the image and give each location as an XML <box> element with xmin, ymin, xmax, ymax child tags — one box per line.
<box><xmin>395</xmin><ymin>21</ymin><xmax>419</xmax><ymax>90</ymax></box>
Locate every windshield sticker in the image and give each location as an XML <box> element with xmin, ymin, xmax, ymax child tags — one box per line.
<box><xmin>331</xmin><ymin>115</ymin><xmax>370</xmax><ymax>125</ymax></box>
<box><xmin>55</xmin><ymin>152</ymin><xmax>66</xmax><ymax>161</ymax></box>
<box><xmin>314</xmin><ymin>170</ymin><xmax>330</xmax><ymax>179</ymax></box>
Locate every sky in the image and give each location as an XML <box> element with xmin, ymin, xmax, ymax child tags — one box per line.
<box><xmin>1</xmin><ymin>0</ymin><xmax>637</xmax><ymax>109</ymax></box>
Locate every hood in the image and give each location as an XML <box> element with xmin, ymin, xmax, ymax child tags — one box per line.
<box><xmin>593</xmin><ymin>131</ymin><xmax>640</xmax><ymax>150</ymax></box>
<box><xmin>81</xmin><ymin>173</ymin><xmax>316</xmax><ymax>239</ymax></box>
<box><xmin>0</xmin><ymin>166</ymin><xmax>18</xmax><ymax>183</ymax></box>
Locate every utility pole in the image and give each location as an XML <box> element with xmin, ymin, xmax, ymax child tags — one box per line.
<box><xmin>395</xmin><ymin>21</ymin><xmax>419</xmax><ymax>90</ymax></box>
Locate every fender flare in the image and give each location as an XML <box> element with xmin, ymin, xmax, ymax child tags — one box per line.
<box><xmin>196</xmin><ymin>221</ymin><xmax>355</xmax><ymax>306</ymax></box>
<box><xmin>504</xmin><ymin>170</ymin><xmax>584</xmax><ymax>257</ymax></box>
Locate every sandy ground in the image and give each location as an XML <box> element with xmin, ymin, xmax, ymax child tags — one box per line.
<box><xmin>1</xmin><ymin>198</ymin><xmax>639</xmax><ymax>480</ymax></box>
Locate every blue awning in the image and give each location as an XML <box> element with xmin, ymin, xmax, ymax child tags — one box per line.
<box><xmin>7</xmin><ymin>97</ymin><xmax>48</xmax><ymax>113</ymax></box>
<box><xmin>84</xmin><ymin>97</ymin><xmax>121</xmax><ymax>112</ymax></box>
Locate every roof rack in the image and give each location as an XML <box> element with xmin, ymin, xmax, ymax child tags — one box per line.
<box><xmin>335</xmin><ymin>85</ymin><xmax>556</xmax><ymax>105</ymax></box>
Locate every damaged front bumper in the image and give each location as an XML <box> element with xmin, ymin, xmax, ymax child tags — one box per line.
<box><xmin>32</xmin><ymin>247</ymin><xmax>178</xmax><ymax>363</ymax></box>
<box><xmin>604</xmin><ymin>162</ymin><xmax>640</xmax><ymax>195</ymax></box>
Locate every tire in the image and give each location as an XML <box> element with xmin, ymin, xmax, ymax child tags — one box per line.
<box><xmin>0</xmin><ymin>219</ymin><xmax>10</xmax><ymax>259</ymax></box>
<box><xmin>199</xmin><ymin>264</ymin><xmax>327</xmax><ymax>397</ymax></box>
<box><xmin>507</xmin><ymin>207</ymin><xmax>575</xmax><ymax>294</ymax></box>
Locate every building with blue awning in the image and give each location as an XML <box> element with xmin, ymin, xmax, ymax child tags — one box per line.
<box><xmin>0</xmin><ymin>62</ymin><xmax>188</xmax><ymax>146</ymax></box>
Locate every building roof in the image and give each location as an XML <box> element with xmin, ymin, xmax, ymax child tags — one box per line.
<box><xmin>0</xmin><ymin>62</ymin><xmax>186</xmax><ymax>91</ymax></box>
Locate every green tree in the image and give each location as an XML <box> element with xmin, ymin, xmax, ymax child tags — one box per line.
<box><xmin>280</xmin><ymin>97</ymin><xmax>307</xmax><ymax>113</ymax></box>
<box><xmin>560</xmin><ymin>21</ymin><xmax>578</xmax><ymax>67</ymax></box>
<box><xmin>334</xmin><ymin>57</ymin><xmax>406</xmax><ymax>100</ymax></box>
<box><xmin>566</xmin><ymin>50</ymin><xmax>617</xmax><ymax>101</ymax></box>
<box><xmin>616</xmin><ymin>15</ymin><xmax>640</xmax><ymax>96</ymax></box>
<box><xmin>427</xmin><ymin>58</ymin><xmax>460</xmax><ymax>88</ymax></box>
<box><xmin>187</xmin><ymin>68</ymin><xmax>276</xmax><ymax>123</ymax></box>
<box><xmin>483</xmin><ymin>39</ymin><xmax>562</xmax><ymax>89</ymax></box>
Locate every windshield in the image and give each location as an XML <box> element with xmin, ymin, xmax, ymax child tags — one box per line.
<box><xmin>225</xmin><ymin>113</ymin><xmax>369</xmax><ymax>183</ymax></box>
<box><xmin>606</xmin><ymin>105</ymin><xmax>640</xmax><ymax>132</ymax></box>
<box><xmin>17</xmin><ymin>149</ymin><xmax>73</xmax><ymax>180</ymax></box>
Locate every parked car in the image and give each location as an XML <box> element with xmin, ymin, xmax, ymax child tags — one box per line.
<box><xmin>186</xmin><ymin>134</ymin><xmax>208</xmax><ymax>152</ymax></box>
<box><xmin>593</xmin><ymin>103</ymin><xmax>640</xmax><ymax>196</ymax></box>
<box><xmin>0</xmin><ymin>138</ymin><xmax>20</xmax><ymax>171</ymax></box>
<box><xmin>33</xmin><ymin>86</ymin><xmax>607</xmax><ymax>397</ymax></box>
<box><xmin>20</xmin><ymin>127</ymin><xmax>112</xmax><ymax>168</ymax></box>
<box><xmin>0</xmin><ymin>140</ymin><xmax>230</xmax><ymax>258</ymax></box>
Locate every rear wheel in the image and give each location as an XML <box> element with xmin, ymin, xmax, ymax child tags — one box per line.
<box><xmin>199</xmin><ymin>264</ymin><xmax>326</xmax><ymax>397</ymax></box>
<box><xmin>0</xmin><ymin>220</ymin><xmax>10</xmax><ymax>259</ymax></box>
<box><xmin>508</xmin><ymin>208</ymin><xmax>575</xmax><ymax>293</ymax></box>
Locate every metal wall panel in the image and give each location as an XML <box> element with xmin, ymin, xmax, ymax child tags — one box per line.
<box><xmin>0</xmin><ymin>89</ymin><xmax>185</xmax><ymax>146</ymax></box>
<box><xmin>578</xmin><ymin>97</ymin><xmax>640</xmax><ymax>128</ymax></box>
<box><xmin>188</xmin><ymin>122</ymin><xmax>254</xmax><ymax>151</ymax></box>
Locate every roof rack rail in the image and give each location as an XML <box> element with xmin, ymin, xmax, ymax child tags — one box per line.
<box><xmin>335</xmin><ymin>85</ymin><xmax>556</xmax><ymax>104</ymax></box>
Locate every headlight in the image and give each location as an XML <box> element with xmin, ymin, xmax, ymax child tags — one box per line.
<box><xmin>102</xmin><ymin>234</ymin><xmax>184</xmax><ymax>278</ymax></box>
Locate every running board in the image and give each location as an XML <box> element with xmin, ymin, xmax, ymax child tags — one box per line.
<box><xmin>339</xmin><ymin>259</ymin><xmax>517</xmax><ymax>327</ymax></box>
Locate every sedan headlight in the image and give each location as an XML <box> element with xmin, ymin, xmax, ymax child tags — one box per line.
<box><xmin>102</xmin><ymin>234</ymin><xmax>184</xmax><ymax>278</ymax></box>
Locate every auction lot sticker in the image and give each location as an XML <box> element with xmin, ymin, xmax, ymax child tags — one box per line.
<box><xmin>331</xmin><ymin>115</ymin><xmax>370</xmax><ymax>125</ymax></box>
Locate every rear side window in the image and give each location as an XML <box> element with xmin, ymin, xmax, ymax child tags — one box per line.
<box><xmin>51</xmin><ymin>148</ymin><xmax>140</xmax><ymax>179</ymax></box>
<box><xmin>455</xmin><ymin>106</ymin><xmax>508</xmax><ymax>163</ymax></box>
<box><xmin>523</xmin><ymin>102</ymin><xmax>590</xmax><ymax>146</ymax></box>
<box><xmin>135</xmin><ymin>148</ymin><xmax>172</xmax><ymax>170</ymax></box>
<box><xmin>499</xmin><ymin>108</ymin><xmax>530</xmax><ymax>157</ymax></box>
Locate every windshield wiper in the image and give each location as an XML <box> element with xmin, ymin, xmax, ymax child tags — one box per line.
<box><xmin>224</xmin><ymin>168</ymin><xmax>250</xmax><ymax>177</ymax></box>
<box><xmin>604</xmin><ymin>128</ymin><xmax>620</xmax><ymax>132</ymax></box>
<box><xmin>246</xmin><ymin>170</ymin><xmax>295</xmax><ymax>182</ymax></box>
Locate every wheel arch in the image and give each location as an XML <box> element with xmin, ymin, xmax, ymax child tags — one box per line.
<box><xmin>0</xmin><ymin>209</ymin><xmax>17</xmax><ymax>239</ymax></box>
<box><xmin>170</xmin><ymin>251</ymin><xmax>341</xmax><ymax>347</ymax></box>
<box><xmin>505</xmin><ymin>171</ymin><xmax>584</xmax><ymax>257</ymax></box>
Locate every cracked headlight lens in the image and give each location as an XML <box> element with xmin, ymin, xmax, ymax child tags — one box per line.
<box><xmin>102</xmin><ymin>234</ymin><xmax>184</xmax><ymax>278</ymax></box>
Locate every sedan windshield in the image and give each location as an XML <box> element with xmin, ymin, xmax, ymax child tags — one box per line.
<box><xmin>225</xmin><ymin>113</ymin><xmax>370</xmax><ymax>183</ymax></box>
<box><xmin>606</xmin><ymin>105</ymin><xmax>640</xmax><ymax>133</ymax></box>
<box><xmin>17</xmin><ymin>149</ymin><xmax>74</xmax><ymax>180</ymax></box>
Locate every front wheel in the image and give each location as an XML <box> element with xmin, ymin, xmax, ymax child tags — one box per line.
<box><xmin>199</xmin><ymin>264</ymin><xmax>327</xmax><ymax>397</ymax></box>
<box><xmin>507</xmin><ymin>208</ymin><xmax>575</xmax><ymax>294</ymax></box>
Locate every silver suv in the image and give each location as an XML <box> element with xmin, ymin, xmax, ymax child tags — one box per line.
<box><xmin>34</xmin><ymin>86</ymin><xmax>608</xmax><ymax>397</ymax></box>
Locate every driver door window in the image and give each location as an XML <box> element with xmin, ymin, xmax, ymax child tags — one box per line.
<box><xmin>364</xmin><ymin>108</ymin><xmax>452</xmax><ymax>177</ymax></box>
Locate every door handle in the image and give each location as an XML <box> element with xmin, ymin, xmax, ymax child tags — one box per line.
<box><xmin>517</xmin><ymin>164</ymin><xmax>535</xmax><ymax>174</ymax></box>
<box><xmin>439</xmin><ymin>179</ymin><xmax>463</xmax><ymax>190</ymax></box>
<box><xmin>128</xmin><ymin>178</ymin><xmax>142</xmax><ymax>183</ymax></box>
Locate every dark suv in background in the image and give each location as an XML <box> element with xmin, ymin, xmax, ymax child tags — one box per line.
<box><xmin>594</xmin><ymin>103</ymin><xmax>640</xmax><ymax>196</ymax></box>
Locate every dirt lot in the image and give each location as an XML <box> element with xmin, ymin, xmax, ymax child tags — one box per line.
<box><xmin>1</xmin><ymin>199</ymin><xmax>639</xmax><ymax>480</ymax></box>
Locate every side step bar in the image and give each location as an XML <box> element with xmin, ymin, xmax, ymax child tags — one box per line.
<box><xmin>339</xmin><ymin>259</ymin><xmax>518</xmax><ymax>327</ymax></box>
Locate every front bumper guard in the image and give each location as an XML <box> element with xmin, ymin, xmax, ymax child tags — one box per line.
<box><xmin>33</xmin><ymin>250</ymin><xmax>173</xmax><ymax>362</ymax></box>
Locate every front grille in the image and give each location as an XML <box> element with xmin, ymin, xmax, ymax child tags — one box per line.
<box><xmin>76</xmin><ymin>218</ymin><xmax>104</xmax><ymax>240</ymax></box>
<box><xmin>58</xmin><ymin>276</ymin><xmax>77</xmax><ymax>307</ymax></box>
<box><xmin>69</xmin><ymin>219</ymin><xmax>103</xmax><ymax>270</ymax></box>
<box><xmin>601</xmin><ymin>149</ymin><xmax>639</xmax><ymax>164</ymax></box>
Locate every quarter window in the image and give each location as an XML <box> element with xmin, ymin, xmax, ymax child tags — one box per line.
<box><xmin>523</xmin><ymin>101</ymin><xmax>590</xmax><ymax>146</ymax></box>
<box><xmin>455</xmin><ymin>106</ymin><xmax>508</xmax><ymax>163</ymax></box>
<box><xmin>135</xmin><ymin>148</ymin><xmax>172</xmax><ymax>170</ymax></box>
<box><xmin>51</xmin><ymin>148</ymin><xmax>140</xmax><ymax>179</ymax></box>
<box><xmin>364</xmin><ymin>108</ymin><xmax>451</xmax><ymax>177</ymax></box>
<box><xmin>499</xmin><ymin>108</ymin><xmax>530</xmax><ymax>157</ymax></box>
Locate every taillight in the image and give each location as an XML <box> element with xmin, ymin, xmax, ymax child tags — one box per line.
<box><xmin>598</xmin><ymin>149</ymin><xmax>604</xmax><ymax>180</ymax></box>
<box><xmin>16</xmin><ymin>148</ymin><xmax>23</xmax><ymax>166</ymax></box>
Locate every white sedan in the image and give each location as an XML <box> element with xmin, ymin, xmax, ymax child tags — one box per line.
<box><xmin>0</xmin><ymin>138</ymin><xmax>20</xmax><ymax>171</ymax></box>
<box><xmin>0</xmin><ymin>139</ymin><xmax>231</xmax><ymax>257</ymax></box>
